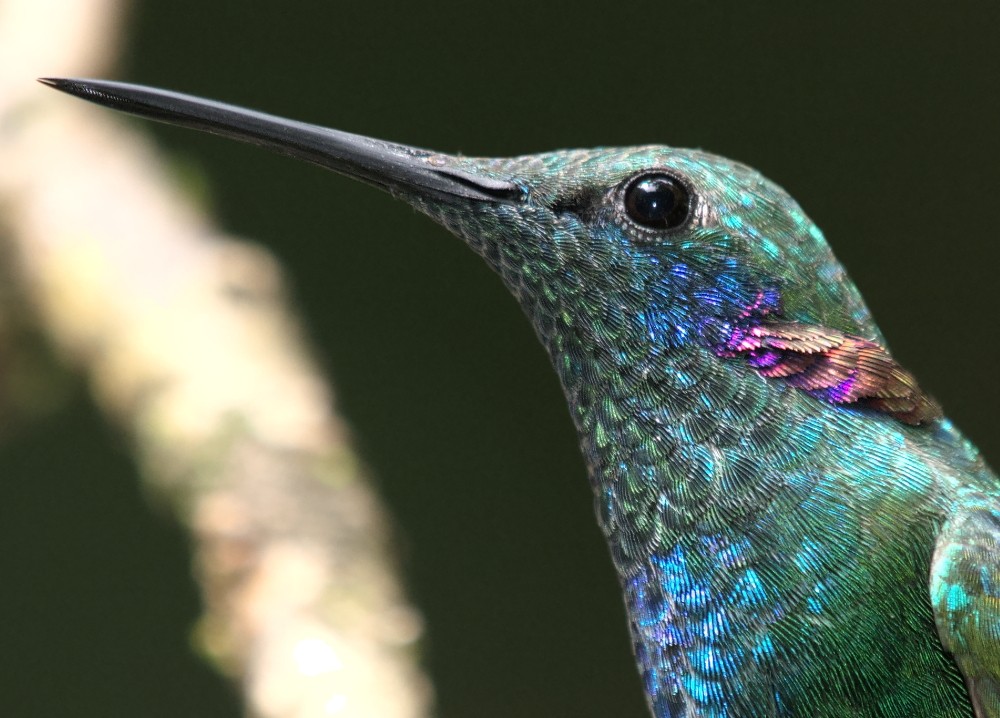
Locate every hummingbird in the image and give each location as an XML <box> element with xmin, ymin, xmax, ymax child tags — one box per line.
<box><xmin>40</xmin><ymin>77</ymin><xmax>999</xmax><ymax>718</ymax></box>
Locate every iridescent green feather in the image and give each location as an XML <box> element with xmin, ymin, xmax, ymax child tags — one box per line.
<box><xmin>932</xmin><ymin>496</ymin><xmax>1000</xmax><ymax>717</ymax></box>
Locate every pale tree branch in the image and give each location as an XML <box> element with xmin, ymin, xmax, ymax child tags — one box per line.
<box><xmin>0</xmin><ymin>0</ymin><xmax>433</xmax><ymax>716</ymax></box>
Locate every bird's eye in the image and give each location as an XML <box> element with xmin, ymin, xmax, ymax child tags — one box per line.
<box><xmin>622</xmin><ymin>173</ymin><xmax>691</xmax><ymax>231</ymax></box>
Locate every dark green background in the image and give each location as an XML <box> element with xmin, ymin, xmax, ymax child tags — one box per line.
<box><xmin>7</xmin><ymin>3</ymin><xmax>1000</xmax><ymax>716</ymax></box>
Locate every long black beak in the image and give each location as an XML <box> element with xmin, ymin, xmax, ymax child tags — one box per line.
<box><xmin>38</xmin><ymin>78</ymin><xmax>523</xmax><ymax>204</ymax></box>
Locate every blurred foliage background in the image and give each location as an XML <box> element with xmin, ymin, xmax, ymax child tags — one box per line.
<box><xmin>5</xmin><ymin>2</ymin><xmax>1000</xmax><ymax>717</ymax></box>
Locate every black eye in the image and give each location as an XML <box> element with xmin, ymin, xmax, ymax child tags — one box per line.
<box><xmin>623</xmin><ymin>173</ymin><xmax>691</xmax><ymax>230</ymax></box>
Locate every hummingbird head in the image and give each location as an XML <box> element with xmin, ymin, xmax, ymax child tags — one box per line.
<box><xmin>40</xmin><ymin>79</ymin><xmax>879</xmax><ymax>366</ymax></box>
<box><xmin>410</xmin><ymin>146</ymin><xmax>880</xmax><ymax>361</ymax></box>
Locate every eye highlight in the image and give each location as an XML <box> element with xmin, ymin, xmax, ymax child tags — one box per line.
<box><xmin>622</xmin><ymin>173</ymin><xmax>691</xmax><ymax>231</ymax></box>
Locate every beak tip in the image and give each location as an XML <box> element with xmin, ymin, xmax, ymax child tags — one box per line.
<box><xmin>37</xmin><ymin>77</ymin><xmax>85</xmax><ymax>96</ymax></box>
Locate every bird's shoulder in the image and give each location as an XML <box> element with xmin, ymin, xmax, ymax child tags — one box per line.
<box><xmin>931</xmin><ymin>492</ymin><xmax>1000</xmax><ymax>717</ymax></box>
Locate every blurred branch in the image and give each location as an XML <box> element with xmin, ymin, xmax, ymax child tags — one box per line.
<box><xmin>0</xmin><ymin>0</ymin><xmax>433</xmax><ymax>716</ymax></box>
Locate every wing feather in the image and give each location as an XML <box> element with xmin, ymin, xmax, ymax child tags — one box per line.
<box><xmin>931</xmin><ymin>496</ymin><xmax>1000</xmax><ymax>717</ymax></box>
